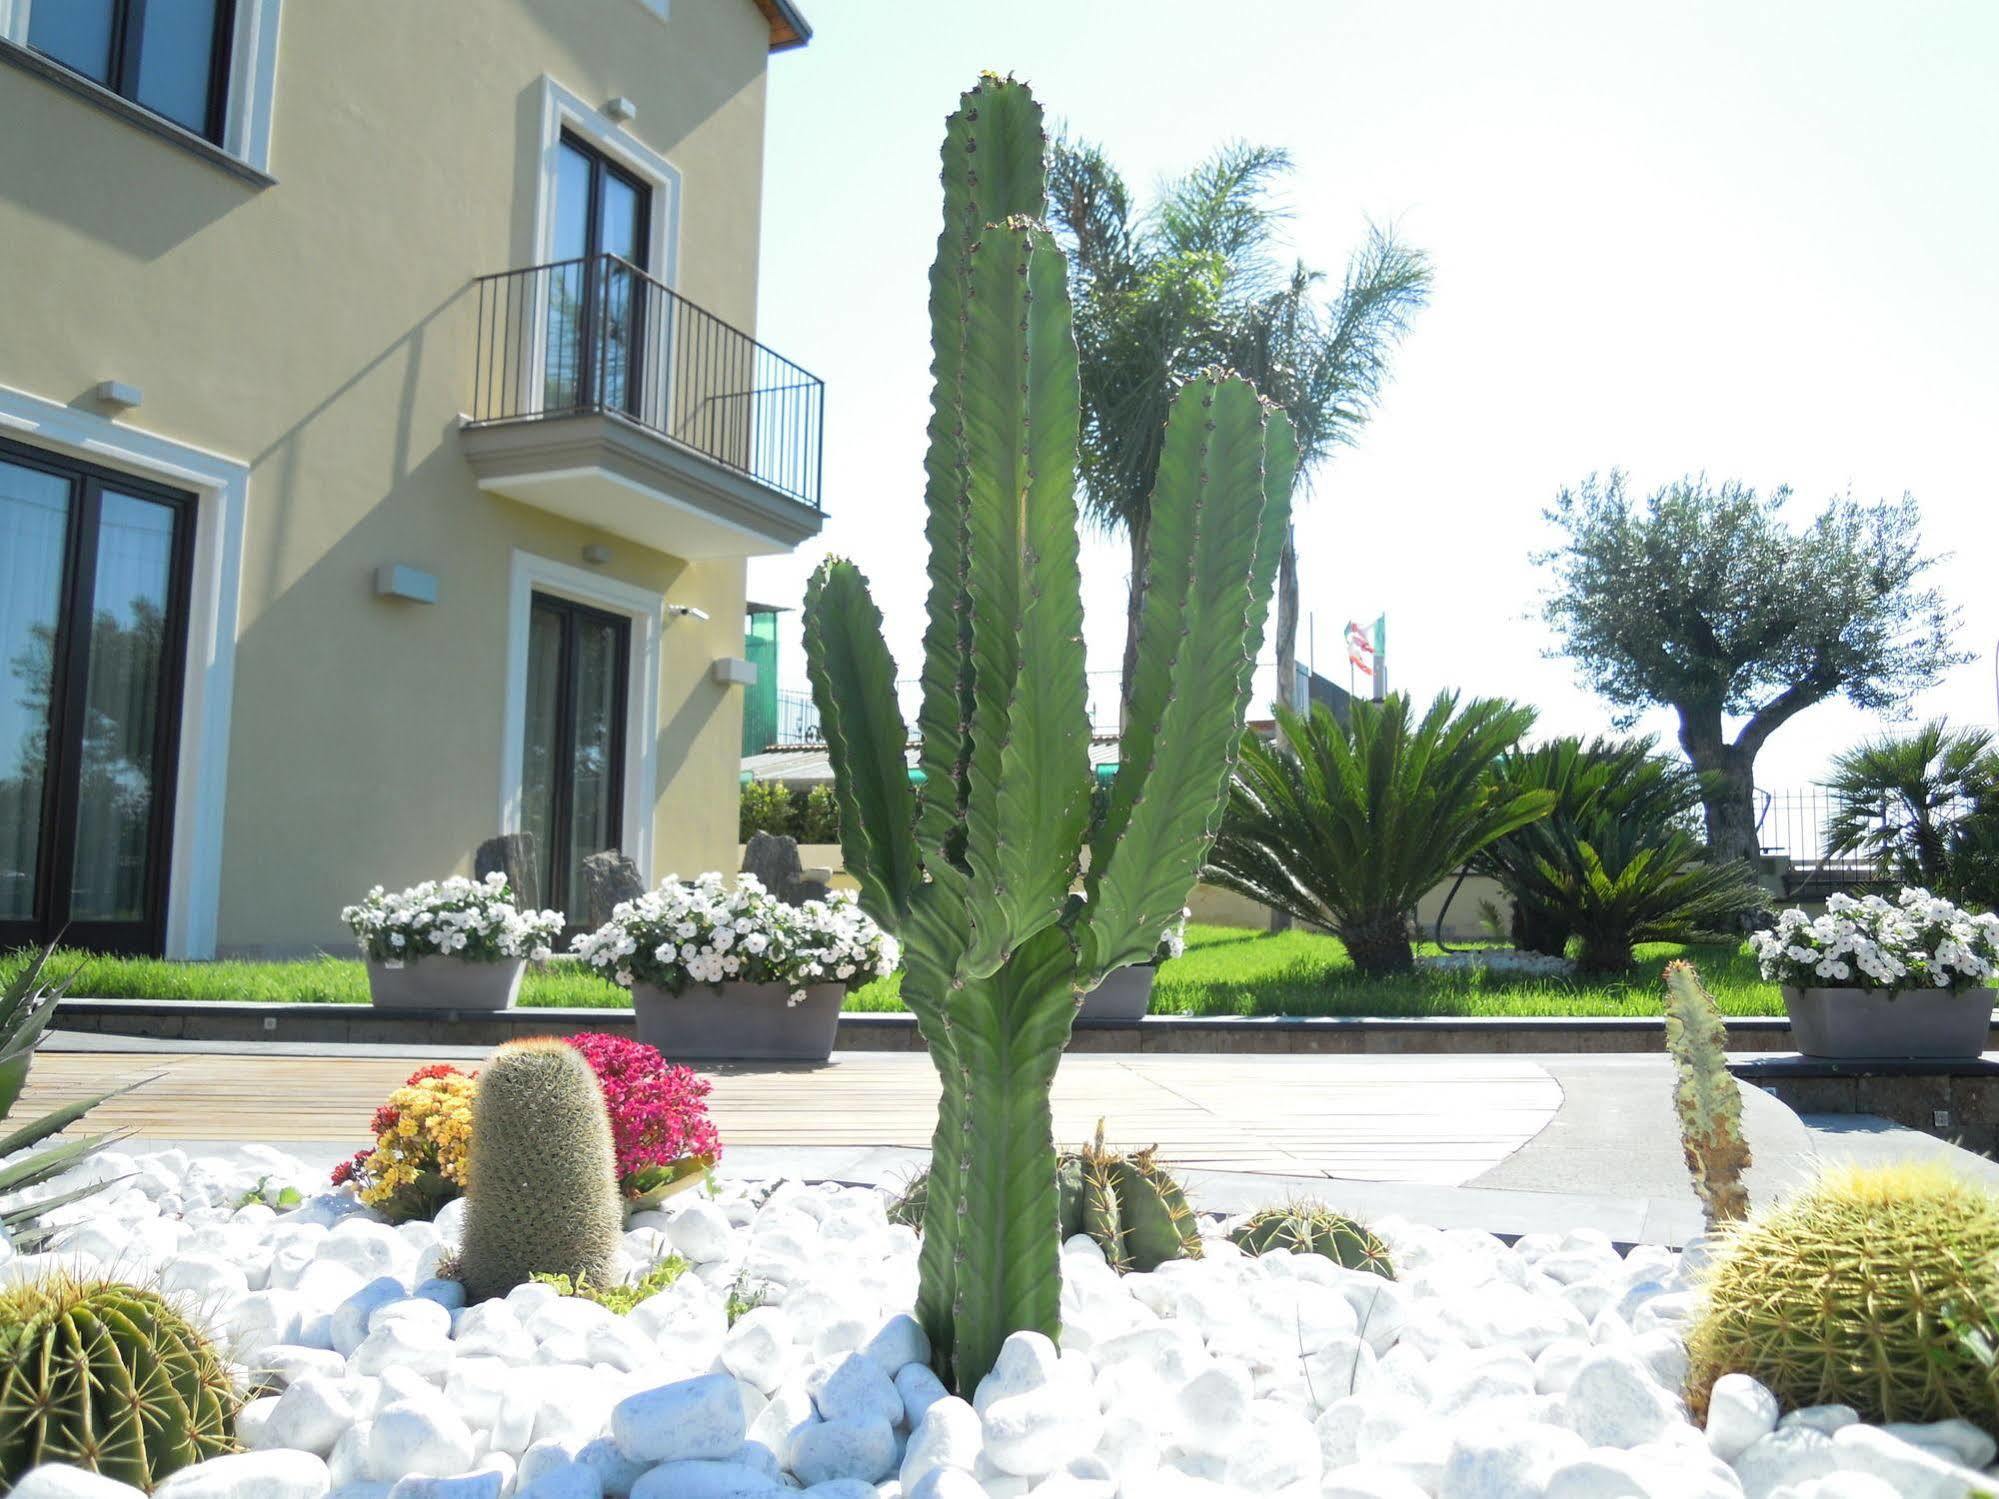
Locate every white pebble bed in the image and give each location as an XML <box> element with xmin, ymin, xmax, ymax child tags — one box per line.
<box><xmin>4</xmin><ymin>1146</ymin><xmax>1998</xmax><ymax>1499</ymax></box>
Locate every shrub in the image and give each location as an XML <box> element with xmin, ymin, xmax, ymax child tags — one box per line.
<box><xmin>1749</xmin><ymin>888</ymin><xmax>1999</xmax><ymax>991</ymax></box>
<box><xmin>796</xmin><ymin>785</ymin><xmax>841</xmax><ymax>844</ymax></box>
<box><xmin>1685</xmin><ymin>1161</ymin><xmax>1999</xmax><ymax>1427</ymax></box>
<box><xmin>455</xmin><ymin>1040</ymin><xmax>625</xmax><ymax>1303</ymax></box>
<box><xmin>564</xmin><ymin>1033</ymin><xmax>722</xmax><ymax>1203</ymax></box>
<box><xmin>1477</xmin><ymin>736</ymin><xmax>1766</xmax><ymax>972</ymax></box>
<box><xmin>341</xmin><ymin>872</ymin><xmax>564</xmax><ymax>965</ymax></box>
<box><xmin>0</xmin><ymin>1276</ymin><xmax>238</xmax><ymax>1487</ymax></box>
<box><xmin>1205</xmin><ymin>693</ymin><xmax>1553</xmax><ymax>975</ymax></box>
<box><xmin>532</xmin><ymin>1255</ymin><xmax>688</xmax><ymax>1314</ymax></box>
<box><xmin>1824</xmin><ymin>720</ymin><xmax>1999</xmax><ymax>909</ymax></box>
<box><xmin>1229</xmin><ymin>1205</ymin><xmax>1394</xmax><ymax>1278</ymax></box>
<box><xmin>572</xmin><ymin>872</ymin><xmax>898</xmax><ymax>1000</ymax></box>
<box><xmin>331</xmin><ymin>1063</ymin><xmax>474</xmax><ymax>1222</ymax></box>
<box><xmin>739</xmin><ymin>778</ymin><xmax>795</xmax><ymax>840</ymax></box>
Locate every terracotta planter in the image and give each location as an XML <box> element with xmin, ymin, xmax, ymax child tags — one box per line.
<box><xmin>365</xmin><ymin>957</ymin><xmax>524</xmax><ymax>1011</ymax></box>
<box><xmin>1079</xmin><ymin>965</ymin><xmax>1155</xmax><ymax>1022</ymax></box>
<box><xmin>1783</xmin><ymin>985</ymin><xmax>1996</xmax><ymax>1061</ymax></box>
<box><xmin>631</xmin><ymin>981</ymin><xmax>844</xmax><ymax>1062</ymax></box>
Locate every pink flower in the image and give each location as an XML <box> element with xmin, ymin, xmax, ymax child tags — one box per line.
<box><xmin>565</xmin><ymin>1032</ymin><xmax>723</xmax><ymax>1186</ymax></box>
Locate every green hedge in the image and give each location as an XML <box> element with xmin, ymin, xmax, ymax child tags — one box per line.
<box><xmin>739</xmin><ymin>780</ymin><xmax>840</xmax><ymax>843</ymax></box>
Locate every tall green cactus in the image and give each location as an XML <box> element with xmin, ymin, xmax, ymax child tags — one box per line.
<box><xmin>1662</xmin><ymin>959</ymin><xmax>1751</xmax><ymax>1227</ymax></box>
<box><xmin>803</xmin><ymin>73</ymin><xmax>1293</xmax><ymax>1394</ymax></box>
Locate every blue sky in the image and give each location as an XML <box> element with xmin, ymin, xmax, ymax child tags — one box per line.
<box><xmin>746</xmin><ymin>0</ymin><xmax>1999</xmax><ymax>796</ymax></box>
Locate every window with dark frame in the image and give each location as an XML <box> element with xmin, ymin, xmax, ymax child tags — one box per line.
<box><xmin>27</xmin><ymin>0</ymin><xmax>236</xmax><ymax>144</ymax></box>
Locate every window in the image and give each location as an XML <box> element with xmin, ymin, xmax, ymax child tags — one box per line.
<box><xmin>28</xmin><ymin>0</ymin><xmax>235</xmax><ymax>143</ymax></box>
<box><xmin>0</xmin><ymin>438</ymin><xmax>195</xmax><ymax>955</ymax></box>
<box><xmin>520</xmin><ymin>592</ymin><xmax>631</xmax><ymax>923</ymax></box>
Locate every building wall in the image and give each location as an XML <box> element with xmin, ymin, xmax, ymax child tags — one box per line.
<box><xmin>0</xmin><ymin>0</ymin><xmax>779</xmax><ymax>953</ymax></box>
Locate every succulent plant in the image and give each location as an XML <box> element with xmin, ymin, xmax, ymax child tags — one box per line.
<box><xmin>803</xmin><ymin>73</ymin><xmax>1291</xmax><ymax>1395</ymax></box>
<box><xmin>1662</xmin><ymin>959</ymin><xmax>1751</xmax><ymax>1227</ymax></box>
<box><xmin>0</xmin><ymin>1275</ymin><xmax>237</xmax><ymax>1487</ymax></box>
<box><xmin>0</xmin><ymin>940</ymin><xmax>134</xmax><ymax>1249</ymax></box>
<box><xmin>1685</xmin><ymin>1161</ymin><xmax>1999</xmax><ymax>1425</ymax></box>
<box><xmin>887</xmin><ymin>1122</ymin><xmax>1201</xmax><ymax>1275</ymax></box>
<box><xmin>454</xmin><ymin>1039</ymin><xmax>625</xmax><ymax>1303</ymax></box>
<box><xmin>1229</xmin><ymin>1205</ymin><xmax>1395</xmax><ymax>1278</ymax></box>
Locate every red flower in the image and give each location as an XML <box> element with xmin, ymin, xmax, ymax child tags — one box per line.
<box><xmin>405</xmin><ymin>1063</ymin><xmax>466</xmax><ymax>1085</ymax></box>
<box><xmin>329</xmin><ymin>1148</ymin><xmax>370</xmax><ymax>1187</ymax></box>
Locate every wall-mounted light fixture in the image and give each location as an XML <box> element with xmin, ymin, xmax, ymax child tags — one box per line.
<box><xmin>582</xmin><ymin>544</ymin><xmax>613</xmax><ymax>566</ymax></box>
<box><xmin>605</xmin><ymin>96</ymin><xmax>638</xmax><ymax>124</ymax></box>
<box><xmin>711</xmin><ymin>656</ymin><xmax>757</xmax><ymax>686</ymax></box>
<box><xmin>94</xmin><ymin>381</ymin><xmax>143</xmax><ymax>411</ymax></box>
<box><xmin>374</xmin><ymin>564</ymin><xmax>439</xmax><ymax>604</ymax></box>
<box><xmin>668</xmin><ymin>604</ymin><xmax>710</xmax><ymax>622</ymax></box>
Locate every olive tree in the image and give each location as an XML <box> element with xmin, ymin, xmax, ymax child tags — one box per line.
<box><xmin>1537</xmin><ymin>473</ymin><xmax>1965</xmax><ymax>865</ymax></box>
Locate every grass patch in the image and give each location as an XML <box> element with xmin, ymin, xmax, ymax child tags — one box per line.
<box><xmin>5</xmin><ymin>923</ymin><xmax>1783</xmax><ymax>1019</ymax></box>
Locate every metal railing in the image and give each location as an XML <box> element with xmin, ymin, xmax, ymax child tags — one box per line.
<box><xmin>468</xmin><ymin>254</ymin><xmax>824</xmax><ymax>509</ymax></box>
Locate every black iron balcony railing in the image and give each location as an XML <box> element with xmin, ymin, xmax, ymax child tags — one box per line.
<box><xmin>468</xmin><ymin>254</ymin><xmax>825</xmax><ymax>510</ymax></box>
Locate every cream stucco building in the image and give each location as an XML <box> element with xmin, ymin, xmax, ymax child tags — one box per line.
<box><xmin>0</xmin><ymin>0</ymin><xmax>821</xmax><ymax>956</ymax></box>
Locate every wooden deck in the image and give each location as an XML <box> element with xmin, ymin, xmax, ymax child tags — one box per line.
<box><xmin>16</xmin><ymin>1050</ymin><xmax>1563</xmax><ymax>1187</ymax></box>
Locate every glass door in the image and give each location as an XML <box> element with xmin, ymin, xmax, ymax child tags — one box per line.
<box><xmin>0</xmin><ymin>442</ymin><xmax>194</xmax><ymax>955</ymax></box>
<box><xmin>520</xmin><ymin>593</ymin><xmax>630</xmax><ymax>922</ymax></box>
<box><xmin>544</xmin><ymin>133</ymin><xmax>652</xmax><ymax>420</ymax></box>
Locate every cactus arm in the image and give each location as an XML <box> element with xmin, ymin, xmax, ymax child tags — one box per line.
<box><xmin>955</xmin><ymin>221</ymin><xmax>1092</xmax><ymax>977</ymax></box>
<box><xmin>802</xmin><ymin>559</ymin><xmax>921</xmax><ymax>928</ymax></box>
<box><xmin>1082</xmin><ymin>373</ymin><xmax>1290</xmax><ymax>973</ymax></box>
<box><xmin>1662</xmin><ymin>959</ymin><xmax>1752</xmax><ymax>1226</ymax></box>
<box><xmin>914</xmin><ymin>75</ymin><xmax>1050</xmax><ymax>874</ymax></box>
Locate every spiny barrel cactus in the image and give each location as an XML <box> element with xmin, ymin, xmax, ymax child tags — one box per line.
<box><xmin>1662</xmin><ymin>959</ymin><xmax>1751</xmax><ymax>1227</ymax></box>
<box><xmin>455</xmin><ymin>1039</ymin><xmax>625</xmax><ymax>1303</ymax></box>
<box><xmin>804</xmin><ymin>74</ymin><xmax>1291</xmax><ymax>1395</ymax></box>
<box><xmin>888</xmin><ymin>1122</ymin><xmax>1202</xmax><ymax>1275</ymax></box>
<box><xmin>1230</xmin><ymin>1206</ymin><xmax>1395</xmax><ymax>1279</ymax></box>
<box><xmin>0</xmin><ymin>1276</ymin><xmax>237</xmax><ymax>1487</ymax></box>
<box><xmin>1686</xmin><ymin>1161</ymin><xmax>1999</xmax><ymax>1425</ymax></box>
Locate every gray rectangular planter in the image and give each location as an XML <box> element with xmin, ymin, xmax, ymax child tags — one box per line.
<box><xmin>631</xmin><ymin>981</ymin><xmax>845</xmax><ymax>1061</ymax></box>
<box><xmin>1078</xmin><ymin>965</ymin><xmax>1155</xmax><ymax>1022</ymax></box>
<box><xmin>1783</xmin><ymin>985</ymin><xmax>1996</xmax><ymax>1061</ymax></box>
<box><xmin>365</xmin><ymin>958</ymin><xmax>524</xmax><ymax>1011</ymax></box>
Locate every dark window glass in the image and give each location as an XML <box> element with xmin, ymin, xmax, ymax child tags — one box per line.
<box><xmin>28</xmin><ymin>0</ymin><xmax>117</xmax><ymax>82</ymax></box>
<box><xmin>521</xmin><ymin>593</ymin><xmax>629</xmax><ymax>923</ymax></box>
<box><xmin>543</xmin><ymin>134</ymin><xmax>652</xmax><ymax>418</ymax></box>
<box><xmin>136</xmin><ymin>0</ymin><xmax>224</xmax><ymax>134</ymax></box>
<box><xmin>0</xmin><ymin>461</ymin><xmax>73</xmax><ymax>922</ymax></box>
<box><xmin>28</xmin><ymin>0</ymin><xmax>234</xmax><ymax>145</ymax></box>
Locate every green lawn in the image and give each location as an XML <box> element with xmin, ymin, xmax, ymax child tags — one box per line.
<box><xmin>4</xmin><ymin>923</ymin><xmax>1781</xmax><ymax>1018</ymax></box>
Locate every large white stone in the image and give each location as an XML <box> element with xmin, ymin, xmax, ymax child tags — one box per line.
<box><xmin>1704</xmin><ymin>1373</ymin><xmax>1780</xmax><ymax>1462</ymax></box>
<box><xmin>786</xmin><ymin>1416</ymin><xmax>898</xmax><ymax>1485</ymax></box>
<box><xmin>895</xmin><ymin>1360</ymin><xmax>951</xmax><ymax>1429</ymax></box>
<box><xmin>366</xmin><ymin>1399</ymin><xmax>476</xmax><ymax>1480</ymax></box>
<box><xmin>384</xmin><ymin>1477</ymin><xmax>504</xmax><ymax>1499</ymax></box>
<box><xmin>1560</xmin><ymin>1350</ymin><xmax>1684</xmax><ymax>1448</ymax></box>
<box><xmin>1439</xmin><ymin>1422</ymin><xmax>1587</xmax><ymax>1497</ymax></box>
<box><xmin>611</xmin><ymin>1372</ymin><xmax>747</xmax><ymax>1464</ymax></box>
<box><xmin>151</xmin><ymin>1450</ymin><xmax>332</xmax><ymax>1499</ymax></box>
<box><xmin>1731</xmin><ymin>1427</ymin><xmax>1839</xmax><ymax>1499</ymax></box>
<box><xmin>1319</xmin><ymin>1466</ymin><xmax>1435</xmax><ymax>1499</ymax></box>
<box><xmin>808</xmin><ymin>1352</ymin><xmax>904</xmax><ymax>1427</ymax></box>
<box><xmin>721</xmin><ymin>1307</ymin><xmax>796</xmax><ymax>1393</ymax></box>
<box><xmin>1828</xmin><ymin>1424</ymin><xmax>1995</xmax><ymax>1499</ymax></box>
<box><xmin>7</xmin><ymin>1466</ymin><xmax>148</xmax><ymax>1498</ymax></box>
<box><xmin>901</xmin><ymin>1395</ymin><xmax>983</xmax><ymax>1489</ymax></box>
<box><xmin>665</xmin><ymin>1200</ymin><xmax>737</xmax><ymax>1262</ymax></box>
<box><xmin>264</xmin><ymin>1372</ymin><xmax>366</xmax><ymax>1455</ymax></box>
<box><xmin>629</xmin><ymin>1459</ymin><xmax>785</xmax><ymax>1499</ymax></box>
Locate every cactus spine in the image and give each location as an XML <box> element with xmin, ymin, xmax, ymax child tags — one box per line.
<box><xmin>804</xmin><ymin>75</ymin><xmax>1293</xmax><ymax>1393</ymax></box>
<box><xmin>0</xmin><ymin>1276</ymin><xmax>238</xmax><ymax>1487</ymax></box>
<box><xmin>1230</xmin><ymin>1206</ymin><xmax>1395</xmax><ymax>1279</ymax></box>
<box><xmin>455</xmin><ymin>1039</ymin><xmax>625</xmax><ymax>1303</ymax></box>
<box><xmin>1661</xmin><ymin>959</ymin><xmax>1751</xmax><ymax>1227</ymax></box>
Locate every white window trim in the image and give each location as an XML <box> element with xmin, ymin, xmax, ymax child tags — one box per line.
<box><xmin>533</xmin><ymin>74</ymin><xmax>682</xmax><ymax>286</ymax></box>
<box><xmin>500</xmin><ymin>549</ymin><xmax>662</xmax><ymax>890</ymax></box>
<box><xmin>0</xmin><ymin>384</ymin><xmax>246</xmax><ymax>960</ymax></box>
<box><xmin>0</xmin><ymin>0</ymin><xmax>283</xmax><ymax>174</ymax></box>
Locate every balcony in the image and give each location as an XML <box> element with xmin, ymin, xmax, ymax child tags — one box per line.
<box><xmin>459</xmin><ymin>255</ymin><xmax>825</xmax><ymax>559</ymax></box>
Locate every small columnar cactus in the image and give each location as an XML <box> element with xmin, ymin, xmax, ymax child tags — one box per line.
<box><xmin>1229</xmin><ymin>1206</ymin><xmax>1395</xmax><ymax>1279</ymax></box>
<box><xmin>455</xmin><ymin>1039</ymin><xmax>625</xmax><ymax>1303</ymax></box>
<box><xmin>0</xmin><ymin>1276</ymin><xmax>238</xmax><ymax>1487</ymax></box>
<box><xmin>1662</xmin><ymin>959</ymin><xmax>1751</xmax><ymax>1227</ymax></box>
<box><xmin>1685</xmin><ymin>1161</ymin><xmax>1999</xmax><ymax>1425</ymax></box>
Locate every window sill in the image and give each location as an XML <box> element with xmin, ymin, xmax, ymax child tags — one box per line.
<box><xmin>0</xmin><ymin>40</ymin><xmax>275</xmax><ymax>188</ymax></box>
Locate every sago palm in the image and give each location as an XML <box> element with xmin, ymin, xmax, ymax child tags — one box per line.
<box><xmin>1205</xmin><ymin>693</ymin><xmax>1552</xmax><ymax>974</ymax></box>
<box><xmin>1478</xmin><ymin>737</ymin><xmax>1765</xmax><ymax>971</ymax></box>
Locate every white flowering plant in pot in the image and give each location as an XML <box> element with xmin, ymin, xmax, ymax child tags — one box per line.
<box><xmin>341</xmin><ymin>872</ymin><xmax>565</xmax><ymax>966</ymax></box>
<box><xmin>572</xmin><ymin>871</ymin><xmax>900</xmax><ymax>1005</ymax></box>
<box><xmin>1750</xmin><ymin>888</ymin><xmax>1999</xmax><ymax>992</ymax></box>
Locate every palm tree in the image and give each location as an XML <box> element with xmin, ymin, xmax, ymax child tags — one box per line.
<box><xmin>1478</xmin><ymin>737</ymin><xmax>1767</xmax><ymax>973</ymax></box>
<box><xmin>1823</xmin><ymin>721</ymin><xmax>1999</xmax><ymax>899</ymax></box>
<box><xmin>1205</xmin><ymin>693</ymin><xmax>1552</xmax><ymax>975</ymax></box>
<box><xmin>1049</xmin><ymin>138</ymin><xmax>1430</xmax><ymax>709</ymax></box>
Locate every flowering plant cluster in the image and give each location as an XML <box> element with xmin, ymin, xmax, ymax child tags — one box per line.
<box><xmin>566</xmin><ymin>1032</ymin><xmax>722</xmax><ymax>1203</ymax></box>
<box><xmin>571</xmin><ymin>872</ymin><xmax>899</xmax><ymax>1004</ymax></box>
<box><xmin>341</xmin><ymin>872</ymin><xmax>564</xmax><ymax>965</ymax></box>
<box><xmin>1750</xmin><ymin>888</ymin><xmax>1999</xmax><ymax>993</ymax></box>
<box><xmin>330</xmin><ymin>1038</ymin><xmax>724</xmax><ymax>1218</ymax></box>
<box><xmin>331</xmin><ymin>1064</ymin><xmax>474</xmax><ymax>1222</ymax></box>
